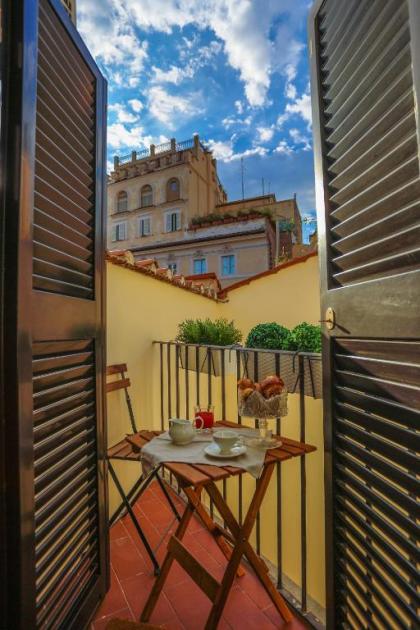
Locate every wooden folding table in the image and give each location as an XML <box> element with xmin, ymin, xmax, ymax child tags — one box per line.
<box><xmin>139</xmin><ymin>421</ymin><xmax>316</xmax><ymax>629</ymax></box>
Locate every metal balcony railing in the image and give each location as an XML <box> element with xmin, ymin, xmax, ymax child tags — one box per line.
<box><xmin>153</xmin><ymin>341</ymin><xmax>325</xmax><ymax>628</ymax></box>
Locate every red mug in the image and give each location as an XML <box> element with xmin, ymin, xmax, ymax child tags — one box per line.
<box><xmin>194</xmin><ymin>406</ymin><xmax>214</xmax><ymax>429</ymax></box>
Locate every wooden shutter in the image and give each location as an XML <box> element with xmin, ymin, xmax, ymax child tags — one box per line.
<box><xmin>1</xmin><ymin>1</ymin><xmax>108</xmax><ymax>628</ymax></box>
<box><xmin>309</xmin><ymin>1</ymin><xmax>420</xmax><ymax>629</ymax></box>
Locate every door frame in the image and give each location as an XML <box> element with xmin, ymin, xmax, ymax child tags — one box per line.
<box><xmin>1</xmin><ymin>0</ymin><xmax>109</xmax><ymax>627</ymax></box>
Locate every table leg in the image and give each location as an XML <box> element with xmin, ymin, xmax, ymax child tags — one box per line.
<box><xmin>191</xmin><ymin>491</ymin><xmax>245</xmax><ymax>577</ymax></box>
<box><xmin>140</xmin><ymin>485</ymin><xmax>199</xmax><ymax>623</ymax></box>
<box><xmin>205</xmin><ymin>464</ymin><xmax>292</xmax><ymax>627</ymax></box>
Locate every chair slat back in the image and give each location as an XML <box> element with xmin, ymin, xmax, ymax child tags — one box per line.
<box><xmin>106</xmin><ymin>363</ymin><xmax>137</xmax><ymax>434</ymax></box>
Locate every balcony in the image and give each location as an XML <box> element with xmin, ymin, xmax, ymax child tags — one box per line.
<box><xmin>97</xmin><ymin>245</ymin><xmax>325</xmax><ymax>630</ymax></box>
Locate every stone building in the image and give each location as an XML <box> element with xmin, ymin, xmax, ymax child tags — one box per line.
<box><xmin>108</xmin><ymin>135</ymin><xmax>302</xmax><ymax>287</ymax></box>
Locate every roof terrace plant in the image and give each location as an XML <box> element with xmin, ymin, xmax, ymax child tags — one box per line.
<box><xmin>176</xmin><ymin>317</ymin><xmax>242</xmax><ymax>346</ymax></box>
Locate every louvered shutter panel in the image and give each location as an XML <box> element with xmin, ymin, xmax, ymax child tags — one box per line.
<box><xmin>166</xmin><ymin>213</ymin><xmax>172</xmax><ymax>232</ymax></box>
<box><xmin>309</xmin><ymin>1</ymin><xmax>420</xmax><ymax>629</ymax></box>
<box><xmin>111</xmin><ymin>224</ymin><xmax>117</xmax><ymax>242</ymax></box>
<box><xmin>2</xmin><ymin>0</ymin><xmax>108</xmax><ymax>627</ymax></box>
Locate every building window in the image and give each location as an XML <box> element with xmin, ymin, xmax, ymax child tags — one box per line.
<box><xmin>138</xmin><ymin>215</ymin><xmax>151</xmax><ymax>237</ymax></box>
<box><xmin>193</xmin><ymin>258</ymin><xmax>207</xmax><ymax>274</ymax></box>
<box><xmin>116</xmin><ymin>190</ymin><xmax>128</xmax><ymax>213</ymax></box>
<box><xmin>221</xmin><ymin>254</ymin><xmax>235</xmax><ymax>277</ymax></box>
<box><xmin>165</xmin><ymin>210</ymin><xmax>181</xmax><ymax>232</ymax></box>
<box><xmin>168</xmin><ymin>262</ymin><xmax>177</xmax><ymax>274</ymax></box>
<box><xmin>141</xmin><ymin>185</ymin><xmax>153</xmax><ymax>207</ymax></box>
<box><xmin>167</xmin><ymin>177</ymin><xmax>180</xmax><ymax>202</ymax></box>
<box><xmin>112</xmin><ymin>222</ymin><xmax>127</xmax><ymax>242</ymax></box>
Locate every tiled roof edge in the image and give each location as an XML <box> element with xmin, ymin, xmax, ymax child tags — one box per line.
<box><xmin>217</xmin><ymin>250</ymin><xmax>318</xmax><ymax>298</ymax></box>
<box><xmin>106</xmin><ymin>250</ymin><xmax>221</xmax><ymax>301</ymax></box>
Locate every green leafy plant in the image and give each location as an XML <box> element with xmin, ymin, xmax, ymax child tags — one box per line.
<box><xmin>245</xmin><ymin>323</ymin><xmax>293</xmax><ymax>350</ymax></box>
<box><xmin>289</xmin><ymin>322</ymin><xmax>321</xmax><ymax>353</ymax></box>
<box><xmin>176</xmin><ymin>318</ymin><xmax>242</xmax><ymax>346</ymax></box>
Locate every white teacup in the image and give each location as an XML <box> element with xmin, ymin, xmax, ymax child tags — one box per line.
<box><xmin>213</xmin><ymin>430</ymin><xmax>240</xmax><ymax>454</ymax></box>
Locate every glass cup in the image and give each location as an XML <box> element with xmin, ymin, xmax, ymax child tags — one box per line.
<box><xmin>194</xmin><ymin>405</ymin><xmax>214</xmax><ymax>431</ymax></box>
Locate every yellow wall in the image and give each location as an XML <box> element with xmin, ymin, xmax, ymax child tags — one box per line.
<box><xmin>106</xmin><ymin>254</ymin><xmax>325</xmax><ymax>614</ymax></box>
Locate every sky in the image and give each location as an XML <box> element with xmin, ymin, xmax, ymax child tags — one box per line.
<box><xmin>77</xmin><ymin>0</ymin><xmax>317</xmax><ymax>238</ymax></box>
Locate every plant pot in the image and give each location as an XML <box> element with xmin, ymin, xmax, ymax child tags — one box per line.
<box><xmin>178</xmin><ymin>345</ymin><xmax>221</xmax><ymax>376</ymax></box>
<box><xmin>240</xmin><ymin>351</ymin><xmax>322</xmax><ymax>398</ymax></box>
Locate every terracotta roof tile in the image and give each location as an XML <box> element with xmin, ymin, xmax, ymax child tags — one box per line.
<box><xmin>106</xmin><ymin>250</ymin><xmax>219</xmax><ymax>301</ymax></box>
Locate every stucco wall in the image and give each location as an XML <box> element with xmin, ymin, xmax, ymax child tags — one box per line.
<box><xmin>106</xmin><ymin>254</ymin><xmax>325</xmax><ymax>613</ymax></box>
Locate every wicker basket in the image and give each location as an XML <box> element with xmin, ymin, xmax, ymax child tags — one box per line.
<box><xmin>238</xmin><ymin>388</ymin><xmax>288</xmax><ymax>418</ymax></box>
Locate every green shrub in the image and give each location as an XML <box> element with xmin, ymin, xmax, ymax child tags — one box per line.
<box><xmin>245</xmin><ymin>323</ymin><xmax>292</xmax><ymax>350</ymax></box>
<box><xmin>290</xmin><ymin>322</ymin><xmax>321</xmax><ymax>353</ymax></box>
<box><xmin>176</xmin><ymin>318</ymin><xmax>242</xmax><ymax>346</ymax></box>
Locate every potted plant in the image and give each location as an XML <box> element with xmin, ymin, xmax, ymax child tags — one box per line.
<box><xmin>176</xmin><ymin>318</ymin><xmax>242</xmax><ymax>376</ymax></box>
<box><xmin>242</xmin><ymin>323</ymin><xmax>297</xmax><ymax>390</ymax></box>
<box><xmin>242</xmin><ymin>322</ymin><xmax>322</xmax><ymax>398</ymax></box>
<box><xmin>289</xmin><ymin>322</ymin><xmax>322</xmax><ymax>398</ymax></box>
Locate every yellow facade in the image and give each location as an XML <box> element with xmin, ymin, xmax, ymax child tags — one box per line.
<box><xmin>106</xmin><ymin>252</ymin><xmax>324</xmax><ymax>615</ymax></box>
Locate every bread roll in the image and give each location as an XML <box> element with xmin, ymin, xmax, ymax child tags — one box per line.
<box><xmin>260</xmin><ymin>375</ymin><xmax>284</xmax><ymax>392</ymax></box>
<box><xmin>241</xmin><ymin>387</ymin><xmax>255</xmax><ymax>400</ymax></box>
<box><xmin>237</xmin><ymin>378</ymin><xmax>254</xmax><ymax>390</ymax></box>
<box><xmin>263</xmin><ymin>383</ymin><xmax>283</xmax><ymax>399</ymax></box>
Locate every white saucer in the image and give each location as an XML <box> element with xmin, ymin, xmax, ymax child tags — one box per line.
<box><xmin>204</xmin><ymin>443</ymin><xmax>247</xmax><ymax>458</ymax></box>
<box><xmin>246</xmin><ymin>438</ymin><xmax>283</xmax><ymax>450</ymax></box>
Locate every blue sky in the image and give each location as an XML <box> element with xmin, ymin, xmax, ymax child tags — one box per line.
<box><xmin>77</xmin><ymin>0</ymin><xmax>316</xmax><ymax>237</ymax></box>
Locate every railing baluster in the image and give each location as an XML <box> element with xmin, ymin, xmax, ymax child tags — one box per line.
<box><xmin>167</xmin><ymin>343</ymin><xmax>172</xmax><ymax>422</ymax></box>
<box><xmin>208</xmin><ymin>347</ymin><xmax>214</xmax><ymax>520</ymax></box>
<box><xmin>221</xmin><ymin>348</ymin><xmax>227</xmax><ymax>519</ymax></box>
<box><xmin>275</xmin><ymin>353</ymin><xmax>283</xmax><ymax>590</ymax></box>
<box><xmin>185</xmin><ymin>344</ymin><xmax>189</xmax><ymax>419</ymax></box>
<box><xmin>236</xmin><ymin>348</ymin><xmax>243</xmax><ymax>526</ymax></box>
<box><xmin>175</xmin><ymin>344</ymin><xmax>180</xmax><ymax>418</ymax></box>
<box><xmin>254</xmin><ymin>350</ymin><xmax>261</xmax><ymax>556</ymax></box>
<box><xmin>195</xmin><ymin>346</ymin><xmax>200</xmax><ymax>408</ymax></box>
<box><xmin>299</xmin><ymin>354</ymin><xmax>307</xmax><ymax>613</ymax></box>
<box><xmin>160</xmin><ymin>343</ymin><xmax>164</xmax><ymax>431</ymax></box>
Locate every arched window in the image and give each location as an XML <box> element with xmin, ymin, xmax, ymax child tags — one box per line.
<box><xmin>167</xmin><ymin>177</ymin><xmax>180</xmax><ymax>202</ymax></box>
<box><xmin>116</xmin><ymin>190</ymin><xmax>128</xmax><ymax>213</ymax></box>
<box><xmin>141</xmin><ymin>184</ymin><xmax>153</xmax><ymax>207</ymax></box>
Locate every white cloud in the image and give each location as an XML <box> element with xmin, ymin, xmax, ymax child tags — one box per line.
<box><xmin>222</xmin><ymin>115</ymin><xmax>252</xmax><ymax>129</ymax></box>
<box><xmin>285</xmin><ymin>92</ymin><xmax>312</xmax><ymax>126</ymax></box>
<box><xmin>107</xmin><ymin>123</ymin><xmax>145</xmax><ymax>149</ymax></box>
<box><xmin>289</xmin><ymin>127</ymin><xmax>311</xmax><ymax>151</ymax></box>
<box><xmin>256</xmin><ymin>126</ymin><xmax>274</xmax><ymax>143</ymax></box>
<box><xmin>79</xmin><ymin>0</ymin><xmax>307</xmax><ymax>109</ymax></box>
<box><xmin>235</xmin><ymin>100</ymin><xmax>244</xmax><ymax>114</ymax></box>
<box><xmin>148</xmin><ymin>85</ymin><xmax>203</xmax><ymax>128</ymax></box>
<box><xmin>208</xmin><ymin>137</ymin><xmax>269</xmax><ymax>162</ymax></box>
<box><xmin>274</xmin><ymin>140</ymin><xmax>294</xmax><ymax>155</ymax></box>
<box><xmin>128</xmin><ymin>99</ymin><xmax>144</xmax><ymax>113</ymax></box>
<box><xmin>151</xmin><ymin>64</ymin><xmax>194</xmax><ymax>85</ymax></box>
<box><xmin>109</xmin><ymin>102</ymin><xmax>138</xmax><ymax>123</ymax></box>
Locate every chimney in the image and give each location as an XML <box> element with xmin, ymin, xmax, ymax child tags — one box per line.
<box><xmin>193</xmin><ymin>134</ymin><xmax>200</xmax><ymax>158</ymax></box>
<box><xmin>131</xmin><ymin>150</ymin><xmax>137</xmax><ymax>162</ymax></box>
<box><xmin>150</xmin><ymin>144</ymin><xmax>155</xmax><ymax>157</ymax></box>
<box><xmin>171</xmin><ymin>138</ymin><xmax>176</xmax><ymax>152</ymax></box>
<box><xmin>114</xmin><ymin>156</ymin><xmax>120</xmax><ymax>169</ymax></box>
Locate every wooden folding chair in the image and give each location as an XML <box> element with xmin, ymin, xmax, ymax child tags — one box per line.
<box><xmin>106</xmin><ymin>364</ymin><xmax>181</xmax><ymax>575</ymax></box>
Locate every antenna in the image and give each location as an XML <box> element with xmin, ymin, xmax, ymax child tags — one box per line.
<box><xmin>241</xmin><ymin>158</ymin><xmax>245</xmax><ymax>200</ymax></box>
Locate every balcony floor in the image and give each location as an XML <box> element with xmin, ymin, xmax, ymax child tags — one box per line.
<box><xmin>92</xmin><ymin>481</ymin><xmax>308</xmax><ymax>630</ymax></box>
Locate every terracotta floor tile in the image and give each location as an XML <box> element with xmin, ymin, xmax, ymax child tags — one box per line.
<box><xmin>239</xmin><ymin>569</ymin><xmax>272</xmax><ymax>610</ymax></box>
<box><xmin>94</xmin><ymin>567</ymin><xmax>128</xmax><ymax>619</ymax></box>
<box><xmin>223</xmin><ymin>586</ymin><xmax>277</xmax><ymax>630</ymax></box>
<box><xmin>110</xmin><ymin>520</ymin><xmax>128</xmax><ymax>542</ymax></box>
<box><xmin>92</xmin><ymin>607</ymin><xmax>134</xmax><ymax>630</ymax></box>
<box><xmin>120</xmin><ymin>572</ymin><xmax>177</xmax><ymax>623</ymax></box>
<box><xmin>94</xmin><ymin>481</ymin><xmax>306</xmax><ymax>629</ymax></box>
<box><xmin>111</xmin><ymin>536</ymin><xmax>149</xmax><ymax>581</ymax></box>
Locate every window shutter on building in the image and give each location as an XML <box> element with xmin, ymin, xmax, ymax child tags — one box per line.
<box><xmin>2</xmin><ymin>1</ymin><xmax>108</xmax><ymax>627</ymax></box>
<box><xmin>111</xmin><ymin>224</ymin><xmax>117</xmax><ymax>242</ymax></box>
<box><xmin>309</xmin><ymin>1</ymin><xmax>420</xmax><ymax>628</ymax></box>
<box><xmin>165</xmin><ymin>213</ymin><xmax>172</xmax><ymax>232</ymax></box>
